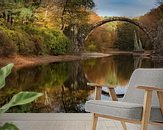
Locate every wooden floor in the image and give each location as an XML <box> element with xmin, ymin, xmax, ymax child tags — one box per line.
<box><xmin>0</xmin><ymin>113</ymin><xmax>140</xmax><ymax>130</ymax></box>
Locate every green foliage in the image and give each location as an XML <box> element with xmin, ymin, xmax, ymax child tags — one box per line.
<box><xmin>30</xmin><ymin>34</ymin><xmax>45</xmax><ymax>55</ymax></box>
<box><xmin>66</xmin><ymin>0</ymin><xmax>95</xmax><ymax>9</ymax></box>
<box><xmin>0</xmin><ymin>64</ymin><xmax>14</xmax><ymax>89</ymax></box>
<box><xmin>6</xmin><ymin>30</ymin><xmax>34</xmax><ymax>55</ymax></box>
<box><xmin>1</xmin><ymin>28</ymin><xmax>35</xmax><ymax>55</ymax></box>
<box><xmin>17</xmin><ymin>8</ymin><xmax>33</xmax><ymax>19</ymax></box>
<box><xmin>0</xmin><ymin>1</ymin><xmax>71</xmax><ymax>55</ymax></box>
<box><xmin>0</xmin><ymin>123</ymin><xmax>19</xmax><ymax>130</ymax></box>
<box><xmin>115</xmin><ymin>22</ymin><xmax>137</xmax><ymax>51</ymax></box>
<box><xmin>0</xmin><ymin>64</ymin><xmax>43</xmax><ymax>130</ymax></box>
<box><xmin>0</xmin><ymin>92</ymin><xmax>43</xmax><ymax>114</ymax></box>
<box><xmin>59</xmin><ymin>0</ymin><xmax>95</xmax><ymax>52</ymax></box>
<box><xmin>86</xmin><ymin>42</ymin><xmax>97</xmax><ymax>52</ymax></box>
<box><xmin>0</xmin><ymin>0</ymin><xmax>41</xmax><ymax>25</ymax></box>
<box><xmin>0</xmin><ymin>64</ymin><xmax>43</xmax><ymax>114</ymax></box>
<box><xmin>0</xmin><ymin>31</ymin><xmax>17</xmax><ymax>56</ymax></box>
<box><xmin>48</xmin><ymin>33</ymin><xmax>69</xmax><ymax>55</ymax></box>
<box><xmin>23</xmin><ymin>26</ymin><xmax>70</xmax><ymax>55</ymax></box>
<box><xmin>0</xmin><ymin>24</ymin><xmax>70</xmax><ymax>56</ymax></box>
<box><xmin>0</xmin><ymin>0</ymin><xmax>96</xmax><ymax>55</ymax></box>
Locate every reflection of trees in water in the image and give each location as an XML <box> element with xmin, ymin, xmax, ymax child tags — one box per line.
<box><xmin>0</xmin><ymin>63</ymin><xmax>69</xmax><ymax>112</ymax></box>
<box><xmin>60</xmin><ymin>61</ymin><xmax>91</xmax><ymax>112</ymax></box>
<box><xmin>1</xmin><ymin>55</ymin><xmax>161</xmax><ymax>113</ymax></box>
<box><xmin>152</xmin><ymin>60</ymin><xmax>163</xmax><ymax>68</ymax></box>
<box><xmin>4</xmin><ymin>63</ymin><xmax>68</xmax><ymax>91</ymax></box>
<box><xmin>133</xmin><ymin>56</ymin><xmax>163</xmax><ymax>68</ymax></box>
<box><xmin>63</xmin><ymin>61</ymin><xmax>89</xmax><ymax>90</ymax></box>
<box><xmin>114</xmin><ymin>55</ymin><xmax>134</xmax><ymax>86</ymax></box>
<box><xmin>60</xmin><ymin>87</ymin><xmax>90</xmax><ymax>112</ymax></box>
<box><xmin>0</xmin><ymin>62</ymin><xmax>91</xmax><ymax>113</ymax></box>
<box><xmin>83</xmin><ymin>58</ymin><xmax>114</xmax><ymax>84</ymax></box>
<box><xmin>83</xmin><ymin>55</ymin><xmax>134</xmax><ymax>87</ymax></box>
<box><xmin>134</xmin><ymin>56</ymin><xmax>143</xmax><ymax>69</ymax></box>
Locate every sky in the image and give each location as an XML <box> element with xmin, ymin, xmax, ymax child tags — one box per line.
<box><xmin>93</xmin><ymin>0</ymin><xmax>157</xmax><ymax>17</ymax></box>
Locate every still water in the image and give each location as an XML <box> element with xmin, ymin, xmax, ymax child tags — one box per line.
<box><xmin>0</xmin><ymin>54</ymin><xmax>162</xmax><ymax>113</ymax></box>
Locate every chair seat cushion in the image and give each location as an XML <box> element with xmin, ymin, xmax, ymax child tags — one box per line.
<box><xmin>85</xmin><ymin>100</ymin><xmax>163</xmax><ymax>122</ymax></box>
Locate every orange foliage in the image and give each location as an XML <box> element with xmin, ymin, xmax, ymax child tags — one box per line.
<box><xmin>139</xmin><ymin>4</ymin><xmax>163</xmax><ymax>29</ymax></box>
<box><xmin>88</xmin><ymin>11</ymin><xmax>103</xmax><ymax>24</ymax></box>
<box><xmin>85</xmin><ymin>12</ymin><xmax>117</xmax><ymax>52</ymax></box>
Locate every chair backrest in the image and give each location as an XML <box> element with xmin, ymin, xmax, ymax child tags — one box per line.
<box><xmin>123</xmin><ymin>68</ymin><xmax>163</xmax><ymax>107</ymax></box>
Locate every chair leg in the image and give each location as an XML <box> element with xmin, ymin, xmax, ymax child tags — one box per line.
<box><xmin>92</xmin><ymin>113</ymin><xmax>98</xmax><ymax>130</ymax></box>
<box><xmin>141</xmin><ymin>122</ymin><xmax>148</xmax><ymax>130</ymax></box>
<box><xmin>121</xmin><ymin>121</ymin><xmax>127</xmax><ymax>130</ymax></box>
<box><xmin>141</xmin><ymin>90</ymin><xmax>152</xmax><ymax>130</ymax></box>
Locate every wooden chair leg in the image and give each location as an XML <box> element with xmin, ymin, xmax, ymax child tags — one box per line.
<box><xmin>157</xmin><ymin>91</ymin><xmax>163</xmax><ymax>114</ymax></box>
<box><xmin>92</xmin><ymin>113</ymin><xmax>98</xmax><ymax>130</ymax></box>
<box><xmin>121</xmin><ymin>121</ymin><xmax>127</xmax><ymax>130</ymax></box>
<box><xmin>109</xmin><ymin>88</ymin><xmax>128</xmax><ymax>129</ymax></box>
<box><xmin>141</xmin><ymin>90</ymin><xmax>152</xmax><ymax>130</ymax></box>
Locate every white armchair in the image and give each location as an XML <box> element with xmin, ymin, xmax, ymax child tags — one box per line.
<box><xmin>85</xmin><ymin>68</ymin><xmax>163</xmax><ymax>130</ymax></box>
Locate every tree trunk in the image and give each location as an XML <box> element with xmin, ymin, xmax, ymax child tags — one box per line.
<box><xmin>60</xmin><ymin>0</ymin><xmax>69</xmax><ymax>30</ymax></box>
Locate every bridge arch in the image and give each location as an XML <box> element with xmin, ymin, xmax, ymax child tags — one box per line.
<box><xmin>84</xmin><ymin>17</ymin><xmax>153</xmax><ymax>44</ymax></box>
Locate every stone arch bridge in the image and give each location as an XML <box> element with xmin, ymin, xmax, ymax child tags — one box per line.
<box><xmin>78</xmin><ymin>17</ymin><xmax>157</xmax><ymax>54</ymax></box>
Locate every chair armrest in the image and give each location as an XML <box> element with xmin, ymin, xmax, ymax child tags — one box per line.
<box><xmin>137</xmin><ymin>86</ymin><xmax>163</xmax><ymax>92</ymax></box>
<box><xmin>137</xmin><ymin>86</ymin><xmax>163</xmax><ymax>117</ymax></box>
<box><xmin>87</xmin><ymin>82</ymin><xmax>118</xmax><ymax>101</ymax></box>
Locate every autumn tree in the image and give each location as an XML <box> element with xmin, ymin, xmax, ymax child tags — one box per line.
<box><xmin>57</xmin><ymin>0</ymin><xmax>95</xmax><ymax>53</ymax></box>
<box><xmin>85</xmin><ymin>15</ymin><xmax>118</xmax><ymax>52</ymax></box>
<box><xmin>139</xmin><ymin>4</ymin><xmax>163</xmax><ymax>55</ymax></box>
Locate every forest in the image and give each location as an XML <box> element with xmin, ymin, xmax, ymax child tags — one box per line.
<box><xmin>0</xmin><ymin>0</ymin><xmax>98</xmax><ymax>56</ymax></box>
<box><xmin>0</xmin><ymin>0</ymin><xmax>163</xmax><ymax>57</ymax></box>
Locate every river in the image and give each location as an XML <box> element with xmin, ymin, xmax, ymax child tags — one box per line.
<box><xmin>0</xmin><ymin>54</ymin><xmax>163</xmax><ymax>113</ymax></box>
